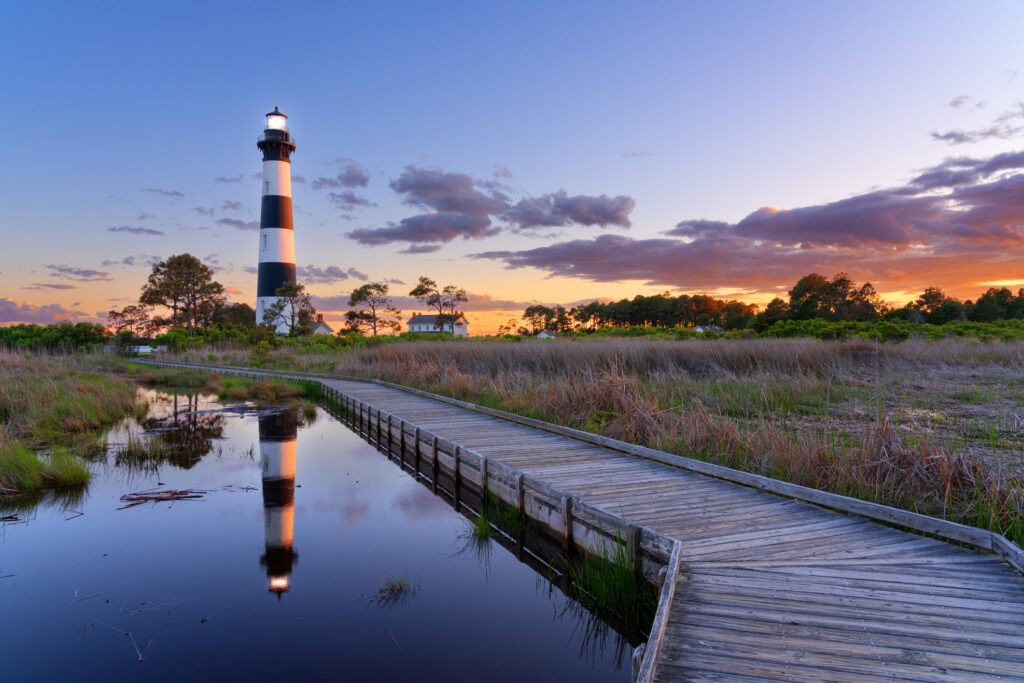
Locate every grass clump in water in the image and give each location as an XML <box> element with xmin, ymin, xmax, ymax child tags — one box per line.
<box><xmin>369</xmin><ymin>575</ymin><xmax>420</xmax><ymax>607</ymax></box>
<box><xmin>0</xmin><ymin>444</ymin><xmax>90</xmax><ymax>492</ymax></box>
<box><xmin>569</xmin><ymin>535</ymin><xmax>657</xmax><ymax>623</ymax></box>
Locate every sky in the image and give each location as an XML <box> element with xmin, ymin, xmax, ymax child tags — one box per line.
<box><xmin>3</xmin><ymin>1</ymin><xmax>1024</xmax><ymax>334</ymax></box>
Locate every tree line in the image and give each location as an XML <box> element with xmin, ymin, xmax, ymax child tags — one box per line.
<box><xmin>512</xmin><ymin>272</ymin><xmax>1024</xmax><ymax>334</ymax></box>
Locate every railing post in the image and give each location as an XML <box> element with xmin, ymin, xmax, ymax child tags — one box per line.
<box><xmin>453</xmin><ymin>445</ymin><xmax>461</xmax><ymax>510</ymax></box>
<box><xmin>413</xmin><ymin>427</ymin><xmax>421</xmax><ymax>477</ymax></box>
<box><xmin>387</xmin><ymin>414</ymin><xmax>393</xmax><ymax>456</ymax></box>
<box><xmin>431</xmin><ymin>436</ymin><xmax>439</xmax><ymax>494</ymax></box>
<box><xmin>480</xmin><ymin>455</ymin><xmax>488</xmax><ymax>499</ymax></box>
<box><xmin>561</xmin><ymin>496</ymin><xmax>573</xmax><ymax>550</ymax></box>
<box><xmin>516</xmin><ymin>473</ymin><xmax>525</xmax><ymax>513</ymax></box>
<box><xmin>399</xmin><ymin>420</ymin><xmax>406</xmax><ymax>465</ymax></box>
<box><xmin>627</xmin><ymin>524</ymin><xmax>640</xmax><ymax>570</ymax></box>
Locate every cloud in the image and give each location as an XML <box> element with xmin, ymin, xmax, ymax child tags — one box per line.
<box><xmin>505</xmin><ymin>190</ymin><xmax>635</xmax><ymax>230</ymax></box>
<box><xmin>311</xmin><ymin>158</ymin><xmax>369</xmax><ymax>190</ymax></box>
<box><xmin>46</xmin><ymin>265</ymin><xmax>113</xmax><ymax>281</ymax></box>
<box><xmin>296</xmin><ymin>265</ymin><xmax>350</xmax><ymax>284</ymax></box>
<box><xmin>225</xmin><ymin>286</ymin><xmax>242</xmax><ymax>295</ymax></box>
<box><xmin>621</xmin><ymin>151</ymin><xmax>653</xmax><ymax>159</ymax></box>
<box><xmin>0</xmin><ymin>298</ymin><xmax>98</xmax><ymax>324</ymax></box>
<box><xmin>384</xmin><ymin>278</ymin><xmax>406</xmax><ymax>285</ymax></box>
<box><xmin>217</xmin><ymin>217</ymin><xmax>260</xmax><ymax>231</ymax></box>
<box><xmin>214</xmin><ymin>174</ymin><xmax>244</xmax><ymax>183</ymax></box>
<box><xmin>108</xmin><ymin>225</ymin><xmax>164</xmax><ymax>236</ymax></box>
<box><xmin>400</xmin><ymin>244</ymin><xmax>442</xmax><ymax>254</ymax></box>
<box><xmin>292</xmin><ymin>175</ymin><xmax>306</xmax><ymax>184</ymax></box>
<box><xmin>949</xmin><ymin>95</ymin><xmax>971</xmax><ymax>109</ymax></box>
<box><xmin>390</xmin><ymin>165</ymin><xmax>507</xmax><ymax>217</ymax></box>
<box><xmin>327</xmin><ymin>190</ymin><xmax>376</xmax><ymax>211</ymax></box>
<box><xmin>931</xmin><ymin>101</ymin><xmax>1024</xmax><ymax>145</ymax></box>
<box><xmin>494</xmin><ymin>165</ymin><xmax>513</xmax><ymax>179</ymax></box>
<box><xmin>348</xmin><ymin>212</ymin><xmax>496</xmax><ymax>246</ymax></box>
<box><xmin>21</xmin><ymin>283</ymin><xmax>77</xmax><ymax>290</ymax></box>
<box><xmin>101</xmin><ymin>254</ymin><xmax>161</xmax><ymax>267</ymax></box>
<box><xmin>137</xmin><ymin>213</ymin><xmax>156</xmax><ymax>220</ymax></box>
<box><xmin>193</xmin><ymin>207</ymin><xmax>215</xmax><ymax>216</ymax></box>
<box><xmin>221</xmin><ymin>200</ymin><xmax>242</xmax><ymax>211</ymax></box>
<box><xmin>475</xmin><ymin>148</ymin><xmax>1024</xmax><ymax>294</ymax></box>
<box><xmin>143</xmin><ymin>188</ymin><xmax>184</xmax><ymax>198</ymax></box>
<box><xmin>346</xmin><ymin>267</ymin><xmax>368</xmax><ymax>281</ymax></box>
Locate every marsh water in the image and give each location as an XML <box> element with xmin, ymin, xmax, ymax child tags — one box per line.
<box><xmin>0</xmin><ymin>388</ymin><xmax>640</xmax><ymax>681</ymax></box>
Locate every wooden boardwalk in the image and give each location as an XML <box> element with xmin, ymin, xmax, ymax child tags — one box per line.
<box><xmin>146</xmin><ymin>362</ymin><xmax>1024</xmax><ymax>681</ymax></box>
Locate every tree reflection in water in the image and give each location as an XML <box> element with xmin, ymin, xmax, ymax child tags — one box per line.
<box><xmin>137</xmin><ymin>393</ymin><xmax>226</xmax><ymax>469</ymax></box>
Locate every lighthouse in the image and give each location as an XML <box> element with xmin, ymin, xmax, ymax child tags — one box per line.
<box><xmin>256</xmin><ymin>107</ymin><xmax>297</xmax><ymax>333</ymax></box>
<box><xmin>259</xmin><ymin>411</ymin><xmax>299</xmax><ymax>596</ymax></box>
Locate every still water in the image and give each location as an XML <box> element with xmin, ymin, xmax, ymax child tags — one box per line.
<box><xmin>0</xmin><ymin>389</ymin><xmax>636</xmax><ymax>681</ymax></box>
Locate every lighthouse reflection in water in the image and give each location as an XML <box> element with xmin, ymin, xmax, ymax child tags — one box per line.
<box><xmin>259</xmin><ymin>411</ymin><xmax>299</xmax><ymax>596</ymax></box>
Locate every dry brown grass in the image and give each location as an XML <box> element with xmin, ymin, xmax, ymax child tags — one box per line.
<box><xmin>178</xmin><ymin>338</ymin><xmax>1024</xmax><ymax>542</ymax></box>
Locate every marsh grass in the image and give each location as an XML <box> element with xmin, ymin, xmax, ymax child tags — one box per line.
<box><xmin>0</xmin><ymin>352</ymin><xmax>141</xmax><ymax>495</ymax></box>
<box><xmin>568</xmin><ymin>534</ymin><xmax>657</xmax><ymax>623</ymax></box>
<box><xmin>179</xmin><ymin>338</ymin><xmax>1024</xmax><ymax>545</ymax></box>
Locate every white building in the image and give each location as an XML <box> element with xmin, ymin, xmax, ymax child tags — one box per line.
<box><xmin>407</xmin><ymin>313</ymin><xmax>469</xmax><ymax>337</ymax></box>
<box><xmin>310</xmin><ymin>314</ymin><xmax>333</xmax><ymax>335</ymax></box>
<box><xmin>537</xmin><ymin>330</ymin><xmax>556</xmax><ymax>340</ymax></box>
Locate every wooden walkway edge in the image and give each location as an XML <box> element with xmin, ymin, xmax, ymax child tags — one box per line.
<box><xmin>140</xmin><ymin>360</ymin><xmax>1024</xmax><ymax>682</ymax></box>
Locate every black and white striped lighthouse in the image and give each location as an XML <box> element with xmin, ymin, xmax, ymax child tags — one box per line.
<box><xmin>256</xmin><ymin>107</ymin><xmax>297</xmax><ymax>332</ymax></box>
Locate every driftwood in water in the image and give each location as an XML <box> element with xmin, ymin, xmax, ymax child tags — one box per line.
<box><xmin>117</xmin><ymin>488</ymin><xmax>207</xmax><ymax>509</ymax></box>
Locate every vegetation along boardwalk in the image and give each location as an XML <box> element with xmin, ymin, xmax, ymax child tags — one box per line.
<box><xmin>142</xmin><ymin>360</ymin><xmax>1024</xmax><ymax>682</ymax></box>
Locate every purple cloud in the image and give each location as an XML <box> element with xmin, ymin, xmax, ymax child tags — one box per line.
<box><xmin>217</xmin><ymin>217</ymin><xmax>260</xmax><ymax>231</ymax></box>
<box><xmin>108</xmin><ymin>225</ymin><xmax>164</xmax><ymax>236</ymax></box>
<box><xmin>214</xmin><ymin>174</ymin><xmax>244</xmax><ymax>183</ymax></box>
<box><xmin>348</xmin><ymin>212</ymin><xmax>496</xmax><ymax>246</ymax></box>
<box><xmin>296</xmin><ymin>265</ymin><xmax>350</xmax><ymax>284</ymax></box>
<box><xmin>46</xmin><ymin>264</ymin><xmax>113</xmax><ymax>281</ymax></box>
<box><xmin>0</xmin><ymin>298</ymin><xmax>98</xmax><ymax>324</ymax></box>
<box><xmin>505</xmin><ymin>190</ymin><xmax>635</xmax><ymax>230</ymax></box>
<box><xmin>400</xmin><ymin>244</ymin><xmax>442</xmax><ymax>254</ymax></box>
<box><xmin>389</xmin><ymin>166</ymin><xmax>508</xmax><ymax>217</ymax></box>
<box><xmin>21</xmin><ymin>283</ymin><xmax>77</xmax><ymax>290</ymax></box>
<box><xmin>312</xmin><ymin>158</ymin><xmax>369</xmax><ymax>190</ymax></box>
<box><xmin>327</xmin><ymin>190</ymin><xmax>376</xmax><ymax>211</ymax></box>
<box><xmin>144</xmin><ymin>188</ymin><xmax>184</xmax><ymax>198</ymax></box>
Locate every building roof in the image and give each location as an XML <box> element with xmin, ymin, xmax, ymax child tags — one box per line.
<box><xmin>310</xmin><ymin>321</ymin><xmax>334</xmax><ymax>333</ymax></box>
<box><xmin>407</xmin><ymin>313</ymin><xmax>467</xmax><ymax>325</ymax></box>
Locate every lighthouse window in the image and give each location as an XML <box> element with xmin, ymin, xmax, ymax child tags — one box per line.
<box><xmin>264</xmin><ymin>180</ymin><xmax>270</xmax><ymax>194</ymax></box>
<box><xmin>262</xmin><ymin>234</ymin><xmax>268</xmax><ymax>250</ymax></box>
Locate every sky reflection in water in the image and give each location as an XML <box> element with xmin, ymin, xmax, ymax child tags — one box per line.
<box><xmin>0</xmin><ymin>389</ymin><xmax>632</xmax><ymax>681</ymax></box>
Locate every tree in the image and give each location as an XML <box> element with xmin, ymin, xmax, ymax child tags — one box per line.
<box><xmin>107</xmin><ymin>304</ymin><xmax>152</xmax><ymax>338</ymax></box>
<box><xmin>212</xmin><ymin>302</ymin><xmax>256</xmax><ymax>330</ymax></box>
<box><xmin>408</xmin><ymin>276</ymin><xmax>468</xmax><ymax>332</ymax></box>
<box><xmin>916</xmin><ymin>287</ymin><xmax>949</xmax><ymax>313</ymax></box>
<box><xmin>755</xmin><ymin>298</ymin><xmax>790</xmax><ymax>331</ymax></box>
<box><xmin>346</xmin><ymin>283</ymin><xmax>402</xmax><ymax>336</ymax></box>
<box><xmin>140</xmin><ymin>254</ymin><xmax>224</xmax><ymax>336</ymax></box>
<box><xmin>264</xmin><ymin>282</ymin><xmax>316</xmax><ymax>335</ymax></box>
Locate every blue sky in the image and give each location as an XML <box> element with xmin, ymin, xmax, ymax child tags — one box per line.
<box><xmin>4</xmin><ymin>1</ymin><xmax>1024</xmax><ymax>331</ymax></box>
